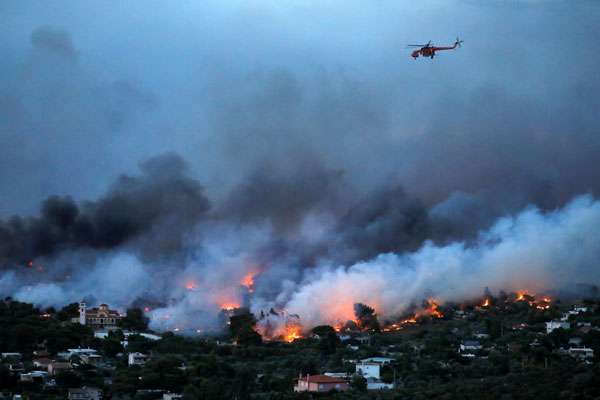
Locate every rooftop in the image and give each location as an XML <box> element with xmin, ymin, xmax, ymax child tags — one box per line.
<box><xmin>298</xmin><ymin>374</ymin><xmax>347</xmax><ymax>383</ymax></box>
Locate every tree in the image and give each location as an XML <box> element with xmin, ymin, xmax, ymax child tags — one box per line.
<box><xmin>354</xmin><ymin>303</ymin><xmax>380</xmax><ymax>332</ymax></box>
<box><xmin>183</xmin><ymin>384</ymin><xmax>202</xmax><ymax>400</ymax></box>
<box><xmin>229</xmin><ymin>308</ymin><xmax>262</xmax><ymax>345</ymax></box>
<box><xmin>0</xmin><ymin>365</ymin><xmax>17</xmax><ymax>390</ymax></box>
<box><xmin>101</xmin><ymin>338</ymin><xmax>124</xmax><ymax>357</ymax></box>
<box><xmin>485</xmin><ymin>317</ymin><xmax>502</xmax><ymax>339</ymax></box>
<box><xmin>351</xmin><ymin>375</ymin><xmax>367</xmax><ymax>392</ymax></box>
<box><xmin>380</xmin><ymin>365</ymin><xmax>395</xmax><ymax>384</ymax></box>
<box><xmin>231</xmin><ymin>366</ymin><xmax>257</xmax><ymax>400</ymax></box>
<box><xmin>13</xmin><ymin>323</ymin><xmax>38</xmax><ymax>351</ymax></box>
<box><xmin>548</xmin><ymin>328</ymin><xmax>570</xmax><ymax>349</ymax></box>
<box><xmin>57</xmin><ymin>302</ymin><xmax>79</xmax><ymax>321</ymax></box>
<box><xmin>119</xmin><ymin>307</ymin><xmax>149</xmax><ymax>331</ymax></box>
<box><xmin>237</xmin><ymin>329</ymin><xmax>262</xmax><ymax>346</ymax></box>
<box><xmin>108</xmin><ymin>329</ymin><xmax>125</xmax><ymax>341</ymax></box>
<box><xmin>320</xmin><ymin>335</ymin><xmax>341</xmax><ymax>356</ymax></box>
<box><xmin>55</xmin><ymin>371</ymin><xmax>82</xmax><ymax>388</ymax></box>
<box><xmin>312</xmin><ymin>325</ymin><xmax>336</xmax><ymax>337</ymax></box>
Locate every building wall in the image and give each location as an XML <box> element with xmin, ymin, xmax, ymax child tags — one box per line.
<box><xmin>308</xmin><ymin>382</ymin><xmax>348</xmax><ymax>392</ymax></box>
<box><xmin>357</xmin><ymin>363</ymin><xmax>380</xmax><ymax>379</ymax></box>
<box><xmin>79</xmin><ymin>302</ymin><xmax>122</xmax><ymax>329</ymax></box>
<box><xmin>295</xmin><ymin>379</ymin><xmax>348</xmax><ymax>392</ymax></box>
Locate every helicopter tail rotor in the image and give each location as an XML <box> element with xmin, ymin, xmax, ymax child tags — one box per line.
<box><xmin>455</xmin><ymin>37</ymin><xmax>464</xmax><ymax>48</ymax></box>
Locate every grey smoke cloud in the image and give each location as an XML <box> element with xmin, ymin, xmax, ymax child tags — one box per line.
<box><xmin>1</xmin><ymin>1</ymin><xmax>598</xmax><ymax>217</ymax></box>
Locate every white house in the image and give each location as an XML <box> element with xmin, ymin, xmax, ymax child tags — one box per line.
<box><xmin>546</xmin><ymin>321</ymin><xmax>570</xmax><ymax>334</ymax></box>
<box><xmin>80</xmin><ymin>354</ymin><xmax>103</xmax><ymax>366</ymax></box>
<box><xmin>95</xmin><ymin>331</ymin><xmax>161</xmax><ymax>341</ymax></box>
<box><xmin>163</xmin><ymin>394</ymin><xmax>183</xmax><ymax>400</ymax></box>
<box><xmin>324</xmin><ymin>372</ymin><xmax>350</xmax><ymax>379</ymax></box>
<box><xmin>365</xmin><ymin>377</ymin><xmax>394</xmax><ymax>390</ymax></box>
<box><xmin>20</xmin><ymin>371</ymin><xmax>49</xmax><ymax>382</ymax></box>
<box><xmin>356</xmin><ymin>362</ymin><xmax>381</xmax><ymax>379</ymax></box>
<box><xmin>33</xmin><ymin>358</ymin><xmax>53</xmax><ymax>369</ymax></box>
<box><xmin>1</xmin><ymin>352</ymin><xmax>22</xmax><ymax>360</ymax></box>
<box><xmin>66</xmin><ymin>348</ymin><xmax>98</xmax><ymax>358</ymax></box>
<box><xmin>355</xmin><ymin>358</ymin><xmax>395</xmax><ymax>390</ymax></box>
<box><xmin>128</xmin><ymin>352</ymin><xmax>148</xmax><ymax>367</ymax></box>
<box><xmin>562</xmin><ymin>307</ymin><xmax>589</xmax><ymax>321</ymax></box>
<box><xmin>48</xmin><ymin>361</ymin><xmax>73</xmax><ymax>376</ymax></box>
<box><xmin>360</xmin><ymin>357</ymin><xmax>394</xmax><ymax>365</ymax></box>
<box><xmin>459</xmin><ymin>340</ymin><xmax>482</xmax><ymax>353</ymax></box>
<box><xmin>568</xmin><ymin>347</ymin><xmax>594</xmax><ymax>360</ymax></box>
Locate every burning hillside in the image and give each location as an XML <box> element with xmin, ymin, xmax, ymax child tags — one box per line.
<box><xmin>1</xmin><ymin>154</ymin><xmax>600</xmax><ymax>337</ymax></box>
<box><xmin>235</xmin><ymin>289</ymin><xmax>561</xmax><ymax>342</ymax></box>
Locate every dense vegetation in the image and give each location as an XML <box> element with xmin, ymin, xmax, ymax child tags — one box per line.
<box><xmin>1</xmin><ymin>296</ymin><xmax>600</xmax><ymax>399</ymax></box>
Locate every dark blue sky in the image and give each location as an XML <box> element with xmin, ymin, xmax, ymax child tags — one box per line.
<box><xmin>1</xmin><ymin>1</ymin><xmax>599</xmax><ymax>217</ymax></box>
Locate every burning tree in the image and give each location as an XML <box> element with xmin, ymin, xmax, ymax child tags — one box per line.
<box><xmin>353</xmin><ymin>303</ymin><xmax>380</xmax><ymax>332</ymax></box>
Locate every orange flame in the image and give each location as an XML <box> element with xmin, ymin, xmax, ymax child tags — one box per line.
<box><xmin>241</xmin><ymin>272</ymin><xmax>257</xmax><ymax>292</ymax></box>
<box><xmin>535</xmin><ymin>295</ymin><xmax>552</xmax><ymax>310</ymax></box>
<box><xmin>220</xmin><ymin>302</ymin><xmax>240</xmax><ymax>311</ymax></box>
<box><xmin>482</xmin><ymin>298</ymin><xmax>490</xmax><ymax>307</ymax></box>
<box><xmin>382</xmin><ymin>300</ymin><xmax>443</xmax><ymax>332</ymax></box>
<box><xmin>284</xmin><ymin>325</ymin><xmax>303</xmax><ymax>342</ymax></box>
<box><xmin>421</xmin><ymin>298</ymin><xmax>443</xmax><ymax>318</ymax></box>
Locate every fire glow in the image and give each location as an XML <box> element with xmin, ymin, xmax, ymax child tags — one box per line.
<box><xmin>241</xmin><ymin>272</ymin><xmax>257</xmax><ymax>293</ymax></box>
<box><xmin>284</xmin><ymin>324</ymin><xmax>303</xmax><ymax>342</ymax></box>
<box><xmin>514</xmin><ymin>291</ymin><xmax>551</xmax><ymax>309</ymax></box>
<box><xmin>220</xmin><ymin>302</ymin><xmax>240</xmax><ymax>311</ymax></box>
<box><xmin>381</xmin><ymin>299</ymin><xmax>443</xmax><ymax>332</ymax></box>
<box><xmin>421</xmin><ymin>298</ymin><xmax>443</xmax><ymax>319</ymax></box>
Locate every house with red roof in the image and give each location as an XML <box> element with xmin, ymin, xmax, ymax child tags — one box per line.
<box><xmin>294</xmin><ymin>374</ymin><xmax>349</xmax><ymax>392</ymax></box>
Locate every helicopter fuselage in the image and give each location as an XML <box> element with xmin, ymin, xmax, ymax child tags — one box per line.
<box><xmin>411</xmin><ymin>42</ymin><xmax>460</xmax><ymax>59</ymax></box>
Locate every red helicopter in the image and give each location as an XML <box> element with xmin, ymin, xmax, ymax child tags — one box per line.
<box><xmin>408</xmin><ymin>37</ymin><xmax>463</xmax><ymax>59</ymax></box>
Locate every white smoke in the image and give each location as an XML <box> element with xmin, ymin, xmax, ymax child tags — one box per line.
<box><xmin>14</xmin><ymin>253</ymin><xmax>151</xmax><ymax>309</ymax></box>
<box><xmin>282</xmin><ymin>194</ymin><xmax>600</xmax><ymax>327</ymax></box>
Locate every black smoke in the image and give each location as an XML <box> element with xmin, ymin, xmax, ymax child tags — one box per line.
<box><xmin>0</xmin><ymin>154</ymin><xmax>209</xmax><ymax>267</ymax></box>
<box><xmin>334</xmin><ymin>186</ymin><xmax>430</xmax><ymax>262</ymax></box>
